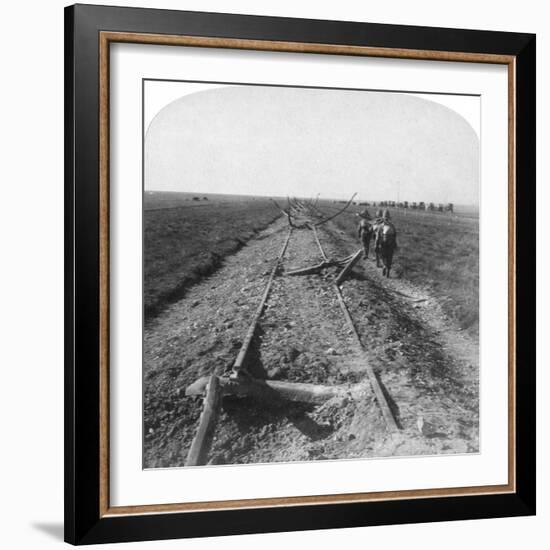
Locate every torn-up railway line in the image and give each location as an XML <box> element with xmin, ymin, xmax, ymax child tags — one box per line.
<box><xmin>184</xmin><ymin>197</ymin><xmax>400</xmax><ymax>466</ymax></box>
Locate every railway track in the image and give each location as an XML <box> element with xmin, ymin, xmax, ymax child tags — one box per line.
<box><xmin>185</xmin><ymin>199</ymin><xmax>400</xmax><ymax>466</ymax></box>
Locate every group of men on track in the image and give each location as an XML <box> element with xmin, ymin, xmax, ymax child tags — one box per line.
<box><xmin>357</xmin><ymin>208</ymin><xmax>397</xmax><ymax>260</ymax></box>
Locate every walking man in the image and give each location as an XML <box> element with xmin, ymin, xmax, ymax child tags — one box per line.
<box><xmin>357</xmin><ymin>209</ymin><xmax>374</xmax><ymax>258</ymax></box>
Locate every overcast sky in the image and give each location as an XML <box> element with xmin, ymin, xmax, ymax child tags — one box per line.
<box><xmin>144</xmin><ymin>84</ymin><xmax>479</xmax><ymax>205</ymax></box>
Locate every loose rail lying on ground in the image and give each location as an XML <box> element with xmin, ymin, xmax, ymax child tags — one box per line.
<box><xmin>187</xmin><ymin>375</ymin><xmax>366</xmax><ymax>405</ymax></box>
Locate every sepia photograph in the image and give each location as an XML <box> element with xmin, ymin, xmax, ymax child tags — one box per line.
<box><xmin>143</xmin><ymin>80</ymin><xmax>480</xmax><ymax>469</ymax></box>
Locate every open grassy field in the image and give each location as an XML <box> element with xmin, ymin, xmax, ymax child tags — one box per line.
<box><xmin>318</xmin><ymin>203</ymin><xmax>479</xmax><ymax>338</ymax></box>
<box><xmin>144</xmin><ymin>192</ymin><xmax>280</xmax><ymax>320</ymax></box>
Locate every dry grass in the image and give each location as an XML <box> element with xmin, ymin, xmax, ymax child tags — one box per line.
<box><xmin>321</xmin><ymin>204</ymin><xmax>479</xmax><ymax>338</ymax></box>
<box><xmin>144</xmin><ymin>192</ymin><xmax>280</xmax><ymax>320</ymax></box>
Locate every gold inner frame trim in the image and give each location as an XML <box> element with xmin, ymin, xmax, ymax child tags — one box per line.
<box><xmin>98</xmin><ymin>31</ymin><xmax>516</xmax><ymax>518</ymax></box>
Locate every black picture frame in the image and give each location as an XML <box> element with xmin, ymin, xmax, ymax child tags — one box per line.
<box><xmin>65</xmin><ymin>3</ymin><xmax>536</xmax><ymax>545</ymax></box>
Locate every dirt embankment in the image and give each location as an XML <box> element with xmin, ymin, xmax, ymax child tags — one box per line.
<box><xmin>144</xmin><ymin>199</ymin><xmax>280</xmax><ymax>319</ymax></box>
<box><xmin>144</xmin><ymin>216</ymin><xmax>479</xmax><ymax>469</ymax></box>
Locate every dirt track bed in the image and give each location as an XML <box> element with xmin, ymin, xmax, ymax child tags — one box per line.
<box><xmin>144</xmin><ymin>210</ymin><xmax>479</xmax><ymax>469</ymax></box>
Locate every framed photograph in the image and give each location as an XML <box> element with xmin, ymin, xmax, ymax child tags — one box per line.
<box><xmin>65</xmin><ymin>4</ymin><xmax>536</xmax><ymax>545</ymax></box>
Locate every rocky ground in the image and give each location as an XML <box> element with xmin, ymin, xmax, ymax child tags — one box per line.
<box><xmin>143</xmin><ymin>215</ymin><xmax>479</xmax><ymax>469</ymax></box>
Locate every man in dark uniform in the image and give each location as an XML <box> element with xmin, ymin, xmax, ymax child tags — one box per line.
<box><xmin>374</xmin><ymin>208</ymin><xmax>397</xmax><ymax>252</ymax></box>
<box><xmin>373</xmin><ymin>209</ymin><xmax>399</xmax><ymax>274</ymax></box>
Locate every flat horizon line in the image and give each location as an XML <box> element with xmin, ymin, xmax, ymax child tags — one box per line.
<box><xmin>144</xmin><ymin>189</ymin><xmax>479</xmax><ymax>208</ymax></box>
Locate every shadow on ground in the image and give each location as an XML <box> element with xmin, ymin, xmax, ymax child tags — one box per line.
<box><xmin>31</xmin><ymin>522</ymin><xmax>64</xmax><ymax>541</ymax></box>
